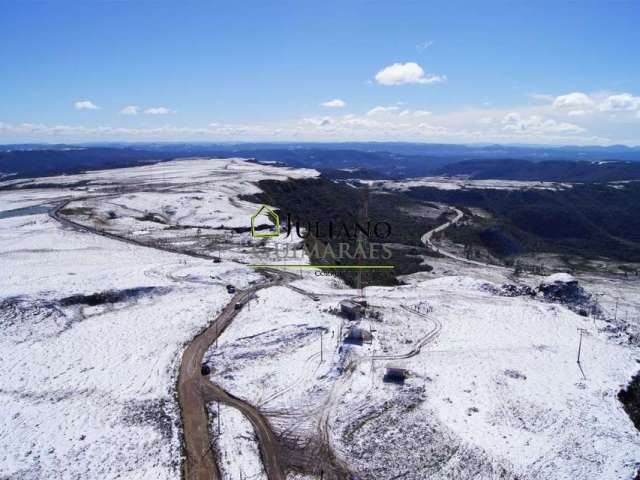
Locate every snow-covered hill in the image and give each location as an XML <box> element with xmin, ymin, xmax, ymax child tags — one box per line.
<box><xmin>1</xmin><ymin>158</ymin><xmax>639</xmax><ymax>480</ymax></box>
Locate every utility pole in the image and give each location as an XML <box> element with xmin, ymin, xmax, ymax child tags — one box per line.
<box><xmin>320</xmin><ymin>330</ymin><xmax>324</xmax><ymax>363</ymax></box>
<box><xmin>577</xmin><ymin>328</ymin><xmax>587</xmax><ymax>364</ymax></box>
<box><xmin>614</xmin><ymin>297</ymin><xmax>619</xmax><ymax>321</ymax></box>
<box><xmin>577</xmin><ymin>328</ymin><xmax>587</xmax><ymax>380</ymax></box>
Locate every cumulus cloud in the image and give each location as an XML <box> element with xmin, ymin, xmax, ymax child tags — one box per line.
<box><xmin>0</xmin><ymin>121</ymin><xmax>277</xmax><ymax>141</ymax></box>
<box><xmin>413</xmin><ymin>110</ymin><xmax>432</xmax><ymax>117</ymax></box>
<box><xmin>300</xmin><ymin>116</ymin><xmax>333</xmax><ymax>126</ymax></box>
<box><xmin>552</xmin><ymin>92</ymin><xmax>593</xmax><ymax>108</ymax></box>
<box><xmin>144</xmin><ymin>107</ymin><xmax>172</xmax><ymax>115</ymax></box>
<box><xmin>366</xmin><ymin>105</ymin><xmax>400</xmax><ymax>116</ymax></box>
<box><xmin>120</xmin><ymin>105</ymin><xmax>140</xmax><ymax>115</ymax></box>
<box><xmin>0</xmin><ymin>111</ymin><xmax>609</xmax><ymax>145</ymax></box>
<box><xmin>320</xmin><ymin>99</ymin><xmax>346</xmax><ymax>108</ymax></box>
<box><xmin>598</xmin><ymin>93</ymin><xmax>640</xmax><ymax>112</ymax></box>
<box><xmin>8</xmin><ymin>92</ymin><xmax>637</xmax><ymax>144</ymax></box>
<box><xmin>74</xmin><ymin>100</ymin><xmax>99</xmax><ymax>110</ymax></box>
<box><xmin>374</xmin><ymin>62</ymin><xmax>446</xmax><ymax>86</ymax></box>
<box><xmin>502</xmin><ymin>112</ymin><xmax>585</xmax><ymax>134</ymax></box>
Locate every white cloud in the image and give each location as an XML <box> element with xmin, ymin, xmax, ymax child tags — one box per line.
<box><xmin>416</xmin><ymin>123</ymin><xmax>450</xmax><ymax>135</ymax></box>
<box><xmin>9</xmin><ymin>90</ymin><xmax>640</xmax><ymax>144</ymax></box>
<box><xmin>374</xmin><ymin>62</ymin><xmax>446</xmax><ymax>86</ymax></box>
<box><xmin>398</xmin><ymin>109</ymin><xmax>431</xmax><ymax>117</ymax></box>
<box><xmin>598</xmin><ymin>93</ymin><xmax>640</xmax><ymax>112</ymax></box>
<box><xmin>144</xmin><ymin>107</ymin><xmax>172</xmax><ymax>115</ymax></box>
<box><xmin>74</xmin><ymin>100</ymin><xmax>99</xmax><ymax>110</ymax></box>
<box><xmin>366</xmin><ymin>105</ymin><xmax>400</xmax><ymax>116</ymax></box>
<box><xmin>0</xmin><ymin>112</ymin><xmax>612</xmax><ymax>145</ymax></box>
<box><xmin>502</xmin><ymin>112</ymin><xmax>585</xmax><ymax>134</ymax></box>
<box><xmin>320</xmin><ymin>99</ymin><xmax>346</xmax><ymax>108</ymax></box>
<box><xmin>552</xmin><ymin>92</ymin><xmax>593</xmax><ymax>108</ymax></box>
<box><xmin>300</xmin><ymin>116</ymin><xmax>333</xmax><ymax>126</ymax></box>
<box><xmin>416</xmin><ymin>40</ymin><xmax>434</xmax><ymax>51</ymax></box>
<box><xmin>120</xmin><ymin>105</ymin><xmax>140</xmax><ymax>115</ymax></box>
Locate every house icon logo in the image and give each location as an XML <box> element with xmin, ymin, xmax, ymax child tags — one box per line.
<box><xmin>251</xmin><ymin>204</ymin><xmax>280</xmax><ymax>238</ymax></box>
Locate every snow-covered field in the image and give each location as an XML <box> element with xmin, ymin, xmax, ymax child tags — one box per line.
<box><xmin>365</xmin><ymin>176</ymin><xmax>574</xmax><ymax>192</ymax></box>
<box><xmin>0</xmin><ymin>209</ymin><xmax>238</xmax><ymax>479</ymax></box>
<box><xmin>338</xmin><ymin>276</ymin><xmax>640</xmax><ymax>479</ymax></box>
<box><xmin>0</xmin><ymin>158</ymin><xmax>312</xmax><ymax>479</ymax></box>
<box><xmin>1</xmin><ymin>157</ymin><xmax>639</xmax><ymax>480</ymax></box>
<box><xmin>208</xmin><ymin>266</ymin><xmax>640</xmax><ymax>479</ymax></box>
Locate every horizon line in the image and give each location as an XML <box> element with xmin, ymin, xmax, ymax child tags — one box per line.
<box><xmin>1</xmin><ymin>140</ymin><xmax>639</xmax><ymax>149</ymax></box>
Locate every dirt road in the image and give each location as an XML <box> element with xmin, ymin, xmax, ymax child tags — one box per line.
<box><xmin>178</xmin><ymin>279</ymin><xmax>286</xmax><ymax>480</ymax></box>
<box><xmin>421</xmin><ymin>206</ymin><xmax>500</xmax><ymax>269</ymax></box>
<box><xmin>366</xmin><ymin>305</ymin><xmax>442</xmax><ymax>361</ymax></box>
<box><xmin>51</xmin><ymin>201</ymin><xmax>290</xmax><ymax>480</ymax></box>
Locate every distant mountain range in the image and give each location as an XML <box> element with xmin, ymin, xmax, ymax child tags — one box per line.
<box><xmin>434</xmin><ymin>159</ymin><xmax>640</xmax><ymax>182</ymax></box>
<box><xmin>2</xmin><ymin>142</ymin><xmax>640</xmax><ymax>180</ymax></box>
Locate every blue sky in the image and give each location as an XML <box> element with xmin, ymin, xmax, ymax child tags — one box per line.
<box><xmin>1</xmin><ymin>1</ymin><xmax>639</xmax><ymax>144</ymax></box>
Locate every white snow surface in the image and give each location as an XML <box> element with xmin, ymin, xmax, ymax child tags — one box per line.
<box><xmin>210</xmin><ymin>404</ymin><xmax>267</xmax><ymax>480</ymax></box>
<box><xmin>365</xmin><ymin>176</ymin><xmax>574</xmax><ymax>192</ymax></box>
<box><xmin>210</xmin><ymin>271</ymin><xmax>640</xmax><ymax>479</ymax></box>
<box><xmin>0</xmin><ymin>158</ymin><xmax>312</xmax><ymax>479</ymax></box>
<box><xmin>0</xmin><ymin>210</ymin><xmax>242</xmax><ymax>479</ymax></box>
<box><xmin>1</xmin><ymin>157</ymin><xmax>639</xmax><ymax>480</ymax></box>
<box><xmin>542</xmin><ymin>272</ymin><xmax>577</xmax><ymax>284</ymax></box>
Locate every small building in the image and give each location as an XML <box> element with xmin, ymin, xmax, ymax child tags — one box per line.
<box><xmin>343</xmin><ymin>327</ymin><xmax>373</xmax><ymax>346</ymax></box>
<box><xmin>383</xmin><ymin>365</ymin><xmax>409</xmax><ymax>384</ymax></box>
<box><xmin>340</xmin><ymin>300</ymin><xmax>363</xmax><ymax>320</ymax></box>
<box><xmin>201</xmin><ymin>364</ymin><xmax>211</xmax><ymax>376</ymax></box>
<box><xmin>234</xmin><ymin>302</ymin><xmax>243</xmax><ymax>310</ymax></box>
<box><xmin>539</xmin><ymin>273</ymin><xmax>587</xmax><ymax>303</ymax></box>
<box><xmin>226</xmin><ymin>284</ymin><xmax>236</xmax><ymax>294</ymax></box>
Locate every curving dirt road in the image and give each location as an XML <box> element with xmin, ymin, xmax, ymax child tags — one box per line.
<box><xmin>366</xmin><ymin>305</ymin><xmax>442</xmax><ymax>361</ymax></box>
<box><xmin>50</xmin><ymin>195</ymin><xmax>464</xmax><ymax>480</ymax></box>
<box><xmin>179</xmin><ymin>276</ymin><xmax>287</xmax><ymax>480</ymax></box>
<box><xmin>421</xmin><ymin>206</ymin><xmax>500</xmax><ymax>268</ymax></box>
<box><xmin>50</xmin><ymin>200</ymin><xmax>291</xmax><ymax>480</ymax></box>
